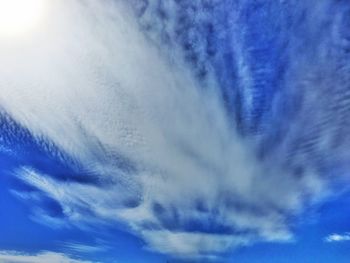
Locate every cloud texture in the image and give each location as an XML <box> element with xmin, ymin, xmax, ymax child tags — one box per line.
<box><xmin>0</xmin><ymin>251</ymin><xmax>94</xmax><ymax>263</ymax></box>
<box><xmin>0</xmin><ymin>0</ymin><xmax>350</xmax><ymax>260</ymax></box>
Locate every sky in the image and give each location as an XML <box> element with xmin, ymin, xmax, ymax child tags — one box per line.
<box><xmin>0</xmin><ymin>0</ymin><xmax>350</xmax><ymax>262</ymax></box>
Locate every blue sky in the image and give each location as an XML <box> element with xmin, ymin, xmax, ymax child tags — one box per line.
<box><xmin>1</xmin><ymin>0</ymin><xmax>350</xmax><ymax>262</ymax></box>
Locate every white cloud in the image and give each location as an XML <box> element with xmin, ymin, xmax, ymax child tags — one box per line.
<box><xmin>0</xmin><ymin>0</ymin><xmax>330</xmax><ymax>259</ymax></box>
<box><xmin>0</xmin><ymin>251</ymin><xmax>95</xmax><ymax>263</ymax></box>
<box><xmin>324</xmin><ymin>233</ymin><xmax>350</xmax><ymax>242</ymax></box>
<box><xmin>141</xmin><ymin>231</ymin><xmax>250</xmax><ymax>256</ymax></box>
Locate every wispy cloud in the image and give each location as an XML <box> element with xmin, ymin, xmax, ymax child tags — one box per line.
<box><xmin>0</xmin><ymin>251</ymin><xmax>95</xmax><ymax>263</ymax></box>
<box><xmin>324</xmin><ymin>233</ymin><xmax>350</xmax><ymax>243</ymax></box>
<box><xmin>62</xmin><ymin>242</ymin><xmax>108</xmax><ymax>254</ymax></box>
<box><xmin>0</xmin><ymin>0</ymin><xmax>344</xmax><ymax>260</ymax></box>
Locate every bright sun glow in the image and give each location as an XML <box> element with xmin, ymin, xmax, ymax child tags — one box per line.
<box><xmin>0</xmin><ymin>0</ymin><xmax>47</xmax><ymax>37</ymax></box>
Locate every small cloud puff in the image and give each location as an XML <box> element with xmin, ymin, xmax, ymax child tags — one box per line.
<box><xmin>324</xmin><ymin>233</ymin><xmax>350</xmax><ymax>243</ymax></box>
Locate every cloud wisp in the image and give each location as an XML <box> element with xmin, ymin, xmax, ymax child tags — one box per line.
<box><xmin>0</xmin><ymin>0</ymin><xmax>349</xmax><ymax>260</ymax></box>
<box><xmin>324</xmin><ymin>233</ymin><xmax>350</xmax><ymax>243</ymax></box>
<box><xmin>0</xmin><ymin>251</ymin><xmax>94</xmax><ymax>263</ymax></box>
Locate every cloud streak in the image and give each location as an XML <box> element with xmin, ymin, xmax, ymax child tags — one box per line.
<box><xmin>0</xmin><ymin>251</ymin><xmax>94</xmax><ymax>263</ymax></box>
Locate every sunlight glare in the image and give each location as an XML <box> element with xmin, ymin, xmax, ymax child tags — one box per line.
<box><xmin>0</xmin><ymin>0</ymin><xmax>47</xmax><ymax>37</ymax></box>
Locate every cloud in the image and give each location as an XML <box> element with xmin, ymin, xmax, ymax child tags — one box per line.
<box><xmin>62</xmin><ymin>243</ymin><xmax>107</xmax><ymax>254</ymax></box>
<box><xmin>0</xmin><ymin>0</ymin><xmax>347</xmax><ymax>260</ymax></box>
<box><xmin>0</xmin><ymin>251</ymin><xmax>95</xmax><ymax>263</ymax></box>
<box><xmin>324</xmin><ymin>233</ymin><xmax>350</xmax><ymax>243</ymax></box>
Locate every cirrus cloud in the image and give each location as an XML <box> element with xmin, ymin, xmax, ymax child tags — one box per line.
<box><xmin>0</xmin><ymin>0</ymin><xmax>348</xmax><ymax>260</ymax></box>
